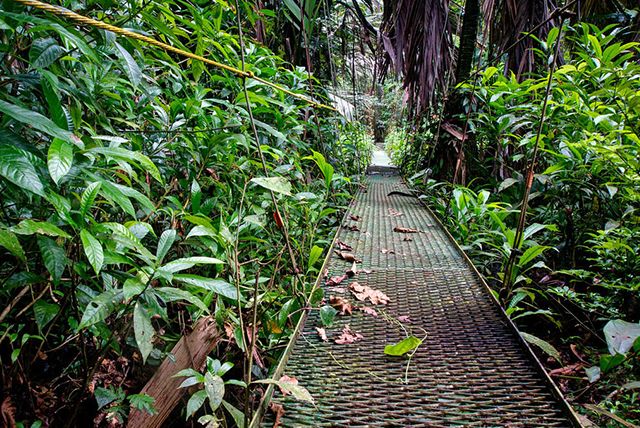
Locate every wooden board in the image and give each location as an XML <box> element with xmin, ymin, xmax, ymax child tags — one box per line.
<box><xmin>127</xmin><ymin>316</ymin><xmax>220</xmax><ymax>428</ymax></box>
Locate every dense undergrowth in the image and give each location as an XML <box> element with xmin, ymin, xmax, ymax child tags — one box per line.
<box><xmin>0</xmin><ymin>0</ymin><xmax>372</xmax><ymax>426</ymax></box>
<box><xmin>389</xmin><ymin>23</ymin><xmax>639</xmax><ymax>426</ymax></box>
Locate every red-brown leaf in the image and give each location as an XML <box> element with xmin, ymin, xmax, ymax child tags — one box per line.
<box><xmin>335</xmin><ymin>324</ymin><xmax>364</xmax><ymax>344</ymax></box>
<box><xmin>336</xmin><ymin>240</ymin><xmax>353</xmax><ymax>251</ymax></box>
<box><xmin>316</xmin><ymin>327</ymin><xmax>328</xmax><ymax>342</ymax></box>
<box><xmin>349</xmin><ymin>282</ymin><xmax>390</xmax><ymax>305</ymax></box>
<box><xmin>326</xmin><ymin>274</ymin><xmax>348</xmax><ymax>286</ymax></box>
<box><xmin>329</xmin><ymin>295</ymin><xmax>353</xmax><ymax>315</ymax></box>
<box><xmin>393</xmin><ymin>226</ymin><xmax>420</xmax><ymax>233</ymax></box>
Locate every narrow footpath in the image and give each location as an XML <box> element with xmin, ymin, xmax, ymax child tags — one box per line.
<box><xmin>259</xmin><ymin>149</ymin><xmax>580</xmax><ymax>427</ymax></box>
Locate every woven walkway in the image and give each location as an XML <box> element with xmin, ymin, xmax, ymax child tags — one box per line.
<box><xmin>258</xmin><ymin>156</ymin><xmax>579</xmax><ymax>427</ymax></box>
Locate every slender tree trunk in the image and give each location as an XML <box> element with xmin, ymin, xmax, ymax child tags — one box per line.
<box><xmin>428</xmin><ymin>0</ymin><xmax>481</xmax><ymax>180</ymax></box>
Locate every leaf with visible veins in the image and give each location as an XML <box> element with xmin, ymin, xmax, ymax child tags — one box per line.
<box><xmin>349</xmin><ymin>282</ymin><xmax>390</xmax><ymax>305</ymax></box>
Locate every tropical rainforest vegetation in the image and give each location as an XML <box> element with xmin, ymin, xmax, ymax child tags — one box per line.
<box><xmin>0</xmin><ymin>0</ymin><xmax>638</xmax><ymax>426</ymax></box>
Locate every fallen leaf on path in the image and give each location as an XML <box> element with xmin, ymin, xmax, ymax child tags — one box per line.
<box><xmin>359</xmin><ymin>306</ymin><xmax>378</xmax><ymax>317</ymax></box>
<box><xmin>549</xmin><ymin>363</ymin><xmax>584</xmax><ymax>377</ymax></box>
<box><xmin>344</xmin><ymin>224</ymin><xmax>360</xmax><ymax>232</ymax></box>
<box><xmin>397</xmin><ymin>315</ymin><xmax>411</xmax><ymax>323</ymax></box>
<box><xmin>361</xmin><ymin>268</ymin><xmax>373</xmax><ymax>274</ymax></box>
<box><xmin>329</xmin><ymin>295</ymin><xmax>353</xmax><ymax>315</ymax></box>
<box><xmin>403</xmin><ymin>237</ymin><xmax>413</xmax><ymax>242</ymax></box>
<box><xmin>346</xmin><ymin>261</ymin><xmax>358</xmax><ymax>277</ymax></box>
<box><xmin>316</xmin><ymin>327</ymin><xmax>328</xmax><ymax>342</ymax></box>
<box><xmin>388</xmin><ymin>208</ymin><xmax>403</xmax><ymax>217</ymax></box>
<box><xmin>393</xmin><ymin>226</ymin><xmax>420</xmax><ymax>233</ymax></box>
<box><xmin>335</xmin><ymin>251</ymin><xmax>361</xmax><ymax>263</ymax></box>
<box><xmin>349</xmin><ymin>214</ymin><xmax>361</xmax><ymax>221</ymax></box>
<box><xmin>336</xmin><ymin>240</ymin><xmax>353</xmax><ymax>251</ymax></box>
<box><xmin>326</xmin><ymin>274</ymin><xmax>348</xmax><ymax>286</ymax></box>
<box><xmin>326</xmin><ymin>286</ymin><xmax>346</xmax><ymax>294</ymax></box>
<box><xmin>335</xmin><ymin>324</ymin><xmax>364</xmax><ymax>344</ymax></box>
<box><xmin>349</xmin><ymin>282</ymin><xmax>390</xmax><ymax>305</ymax></box>
<box><xmin>270</xmin><ymin>402</ymin><xmax>285</xmax><ymax>428</ymax></box>
<box><xmin>381</xmin><ymin>248</ymin><xmax>395</xmax><ymax>254</ymax></box>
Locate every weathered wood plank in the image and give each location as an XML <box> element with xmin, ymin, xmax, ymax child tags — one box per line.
<box><xmin>127</xmin><ymin>316</ymin><xmax>220</xmax><ymax>428</ymax></box>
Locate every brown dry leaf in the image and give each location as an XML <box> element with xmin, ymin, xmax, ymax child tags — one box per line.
<box><xmin>329</xmin><ymin>295</ymin><xmax>353</xmax><ymax>315</ymax></box>
<box><xmin>277</xmin><ymin>375</ymin><xmax>299</xmax><ymax>395</ymax></box>
<box><xmin>335</xmin><ymin>251</ymin><xmax>361</xmax><ymax>263</ymax></box>
<box><xmin>346</xmin><ymin>261</ymin><xmax>358</xmax><ymax>277</ymax></box>
<box><xmin>359</xmin><ymin>306</ymin><xmax>378</xmax><ymax>317</ymax></box>
<box><xmin>397</xmin><ymin>315</ymin><xmax>411</xmax><ymax>323</ymax></box>
<box><xmin>326</xmin><ymin>274</ymin><xmax>348</xmax><ymax>286</ymax></box>
<box><xmin>335</xmin><ymin>324</ymin><xmax>364</xmax><ymax>344</ymax></box>
<box><xmin>349</xmin><ymin>214</ymin><xmax>361</xmax><ymax>221</ymax></box>
<box><xmin>403</xmin><ymin>237</ymin><xmax>413</xmax><ymax>242</ymax></box>
<box><xmin>326</xmin><ymin>286</ymin><xmax>346</xmax><ymax>294</ymax></box>
<box><xmin>388</xmin><ymin>208</ymin><xmax>404</xmax><ymax>217</ymax></box>
<box><xmin>344</xmin><ymin>224</ymin><xmax>361</xmax><ymax>232</ymax></box>
<box><xmin>349</xmin><ymin>282</ymin><xmax>390</xmax><ymax>305</ymax></box>
<box><xmin>316</xmin><ymin>327</ymin><xmax>328</xmax><ymax>342</ymax></box>
<box><xmin>393</xmin><ymin>226</ymin><xmax>420</xmax><ymax>233</ymax></box>
<box><xmin>270</xmin><ymin>402</ymin><xmax>285</xmax><ymax>428</ymax></box>
<box><xmin>1</xmin><ymin>396</ymin><xmax>16</xmax><ymax>428</ymax></box>
<box><xmin>381</xmin><ymin>248</ymin><xmax>395</xmax><ymax>254</ymax></box>
<box><xmin>549</xmin><ymin>363</ymin><xmax>584</xmax><ymax>377</ymax></box>
<box><xmin>336</xmin><ymin>240</ymin><xmax>353</xmax><ymax>251</ymax></box>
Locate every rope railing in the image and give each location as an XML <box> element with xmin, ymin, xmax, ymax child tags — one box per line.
<box><xmin>12</xmin><ymin>0</ymin><xmax>337</xmax><ymax>111</ymax></box>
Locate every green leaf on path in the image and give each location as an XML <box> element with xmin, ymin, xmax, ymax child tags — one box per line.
<box><xmin>319</xmin><ymin>305</ymin><xmax>337</xmax><ymax>327</ymax></box>
<box><xmin>384</xmin><ymin>336</ymin><xmax>422</xmax><ymax>356</ymax></box>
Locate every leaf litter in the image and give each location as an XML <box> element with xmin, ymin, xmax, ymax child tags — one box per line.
<box><xmin>326</xmin><ymin>274</ymin><xmax>348</xmax><ymax>286</ymax></box>
<box><xmin>329</xmin><ymin>295</ymin><xmax>353</xmax><ymax>315</ymax></box>
<box><xmin>335</xmin><ymin>324</ymin><xmax>364</xmax><ymax>344</ymax></box>
<box><xmin>335</xmin><ymin>251</ymin><xmax>361</xmax><ymax>263</ymax></box>
<box><xmin>336</xmin><ymin>240</ymin><xmax>353</xmax><ymax>251</ymax></box>
<box><xmin>315</xmin><ymin>327</ymin><xmax>328</xmax><ymax>342</ymax></box>
<box><xmin>393</xmin><ymin>226</ymin><xmax>420</xmax><ymax>233</ymax></box>
<box><xmin>349</xmin><ymin>281</ymin><xmax>390</xmax><ymax>305</ymax></box>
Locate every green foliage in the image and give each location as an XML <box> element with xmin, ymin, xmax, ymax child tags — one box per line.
<box><xmin>0</xmin><ymin>0</ymin><xmax>360</xmax><ymax>425</ymax></box>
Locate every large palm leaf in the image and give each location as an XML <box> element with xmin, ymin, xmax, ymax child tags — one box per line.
<box><xmin>379</xmin><ymin>0</ymin><xmax>454</xmax><ymax>116</ymax></box>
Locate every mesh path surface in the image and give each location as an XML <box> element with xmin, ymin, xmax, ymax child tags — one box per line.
<box><xmin>261</xmin><ymin>174</ymin><xmax>577</xmax><ymax>427</ymax></box>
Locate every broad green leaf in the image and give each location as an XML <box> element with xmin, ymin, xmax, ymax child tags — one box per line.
<box><xmin>384</xmin><ymin>336</ymin><xmax>422</xmax><ymax>356</ymax></box>
<box><xmin>40</xmin><ymin>70</ymin><xmax>68</xmax><ymax>129</ymax></box>
<box><xmin>173</xmin><ymin>274</ymin><xmax>236</xmax><ymax>300</ymax></box>
<box><xmin>80</xmin><ymin>182</ymin><xmax>102</xmax><ymax>219</ymax></box>
<box><xmin>191</xmin><ymin>180</ymin><xmax>202</xmax><ymax>213</ymax></box>
<box><xmin>134</xmin><ymin>303</ymin><xmax>154</xmax><ymax>363</ymax></box>
<box><xmin>99</xmin><ymin>180</ymin><xmax>136</xmax><ymax>218</ymax></box>
<box><xmin>47</xmin><ymin>138</ymin><xmax>73</xmax><ymax>184</ymax></box>
<box><xmin>0</xmin><ymin>143</ymin><xmax>45</xmax><ymax>196</ymax></box>
<box><xmin>114</xmin><ymin>41</ymin><xmax>142</xmax><ymax>87</ymax></box>
<box><xmin>103</xmin><ymin>222</ymin><xmax>155</xmax><ymax>261</ymax></box>
<box><xmin>78</xmin><ymin>289</ymin><xmax>123</xmax><ymax>329</ymax></box>
<box><xmin>186</xmin><ymin>389</ymin><xmax>207</xmax><ymax>419</ymax></box>
<box><xmin>33</xmin><ymin>300</ymin><xmax>59</xmax><ymax>331</ymax></box>
<box><xmin>520</xmin><ymin>332</ymin><xmax>561</xmax><ymax>363</ymax></box>
<box><xmin>307</xmin><ymin>245</ymin><xmax>323</xmax><ymax>271</ymax></box>
<box><xmin>254</xmin><ymin>378</ymin><xmax>313</xmax><ymax>403</ymax></box>
<box><xmin>37</xmin><ymin>236</ymin><xmax>67</xmax><ymax>284</ymax></box>
<box><xmin>89</xmin><ymin>146</ymin><xmax>162</xmax><ymax>184</ymax></box>
<box><xmin>15</xmin><ymin>219</ymin><xmax>71</xmax><ymax>239</ymax></box>
<box><xmin>250</xmin><ymin>176</ymin><xmax>292</xmax><ymax>196</ymax></box>
<box><xmin>603</xmin><ymin>319</ymin><xmax>640</xmax><ymax>355</ymax></box>
<box><xmin>0</xmin><ymin>99</ymin><xmax>80</xmax><ymax>147</ymax></box>
<box><xmin>154</xmin><ymin>287</ymin><xmax>209</xmax><ymax>313</ymax></box>
<box><xmin>123</xmin><ymin>276</ymin><xmax>146</xmax><ymax>301</ymax></box>
<box><xmin>222</xmin><ymin>400</ymin><xmax>245</xmax><ymax>428</ymax></box>
<box><xmin>161</xmin><ymin>256</ymin><xmax>225</xmax><ymax>274</ymax></box>
<box><xmin>94</xmin><ymin>387</ymin><xmax>121</xmax><ymax>410</ymax></box>
<box><xmin>156</xmin><ymin>229</ymin><xmax>177</xmax><ymax>264</ymax></box>
<box><xmin>599</xmin><ymin>353</ymin><xmax>626</xmax><ymax>373</ymax></box>
<box><xmin>80</xmin><ymin>230</ymin><xmax>104</xmax><ymax>274</ymax></box>
<box><xmin>204</xmin><ymin>372</ymin><xmax>224</xmax><ymax>411</ymax></box>
<box><xmin>0</xmin><ymin>229</ymin><xmax>26</xmax><ymax>262</ymax></box>
<box><xmin>518</xmin><ymin>246</ymin><xmax>550</xmax><ymax>268</ymax></box>
<box><xmin>319</xmin><ymin>305</ymin><xmax>337</xmax><ymax>327</ymax></box>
